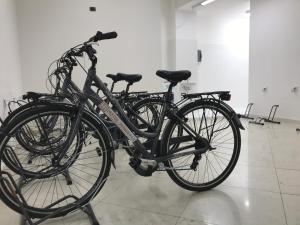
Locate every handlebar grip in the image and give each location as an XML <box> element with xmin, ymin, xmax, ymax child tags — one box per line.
<box><xmin>99</xmin><ymin>31</ymin><xmax>118</xmax><ymax>40</ymax></box>
<box><xmin>90</xmin><ymin>31</ymin><xmax>118</xmax><ymax>42</ymax></box>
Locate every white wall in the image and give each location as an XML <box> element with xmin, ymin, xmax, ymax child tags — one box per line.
<box><xmin>249</xmin><ymin>0</ymin><xmax>300</xmax><ymax>120</ymax></box>
<box><xmin>176</xmin><ymin>1</ymin><xmax>250</xmax><ymax>113</ymax></box>
<box><xmin>0</xmin><ymin>0</ymin><xmax>23</xmax><ymax>118</ymax></box>
<box><xmin>175</xmin><ymin>10</ymin><xmax>198</xmax><ymax>101</ymax></box>
<box><xmin>176</xmin><ymin>10</ymin><xmax>197</xmax><ymax>77</ymax></box>
<box><xmin>15</xmin><ymin>0</ymin><xmax>164</xmax><ymax>93</ymax></box>
<box><xmin>195</xmin><ymin>13</ymin><xmax>249</xmax><ymax>113</ymax></box>
<box><xmin>161</xmin><ymin>0</ymin><xmax>177</xmax><ymax>71</ymax></box>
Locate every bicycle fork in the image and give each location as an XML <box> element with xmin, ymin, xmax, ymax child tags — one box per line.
<box><xmin>55</xmin><ymin>100</ymin><xmax>85</xmax><ymax>164</ymax></box>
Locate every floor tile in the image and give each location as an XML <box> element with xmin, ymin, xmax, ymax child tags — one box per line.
<box><xmin>0</xmin><ymin>201</ymin><xmax>20</xmax><ymax>225</ymax></box>
<box><xmin>277</xmin><ymin>169</ymin><xmax>300</xmax><ymax>195</ymax></box>
<box><xmin>181</xmin><ymin>186</ymin><xmax>286</xmax><ymax>225</ymax></box>
<box><xmin>238</xmin><ymin>144</ymin><xmax>274</xmax><ymax>168</ymax></box>
<box><xmin>271</xmin><ymin>141</ymin><xmax>300</xmax><ymax>170</ymax></box>
<box><xmin>15</xmin><ymin>202</ymin><xmax>178</xmax><ymax>225</ymax></box>
<box><xmin>282</xmin><ymin>194</ymin><xmax>300</xmax><ymax>225</ymax></box>
<box><xmin>223</xmin><ymin>164</ymin><xmax>280</xmax><ymax>192</ymax></box>
<box><xmin>176</xmin><ymin>218</ymin><xmax>214</xmax><ymax>225</ymax></box>
<box><xmin>101</xmin><ymin>175</ymin><xmax>193</xmax><ymax>216</ymax></box>
<box><xmin>268</xmin><ymin>122</ymin><xmax>300</xmax><ymax>170</ymax></box>
<box><xmin>93</xmin><ymin>173</ymin><xmax>133</xmax><ymax>202</ymax></box>
<box><xmin>95</xmin><ymin>203</ymin><xmax>178</xmax><ymax>225</ymax></box>
<box><xmin>238</xmin><ymin>125</ymin><xmax>274</xmax><ymax>168</ymax></box>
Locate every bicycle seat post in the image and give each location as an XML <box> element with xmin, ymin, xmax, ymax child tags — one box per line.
<box><xmin>125</xmin><ymin>82</ymin><xmax>132</xmax><ymax>95</ymax></box>
<box><xmin>110</xmin><ymin>81</ymin><xmax>116</xmax><ymax>92</ymax></box>
<box><xmin>166</xmin><ymin>82</ymin><xmax>176</xmax><ymax>102</ymax></box>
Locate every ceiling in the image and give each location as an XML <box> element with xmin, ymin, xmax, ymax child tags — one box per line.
<box><xmin>178</xmin><ymin>0</ymin><xmax>250</xmax><ymax>17</ymax></box>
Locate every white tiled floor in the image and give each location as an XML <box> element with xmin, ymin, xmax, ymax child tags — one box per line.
<box><xmin>1</xmin><ymin>119</ymin><xmax>300</xmax><ymax>225</ymax></box>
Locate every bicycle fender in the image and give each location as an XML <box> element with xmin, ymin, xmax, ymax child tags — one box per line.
<box><xmin>189</xmin><ymin>99</ymin><xmax>245</xmax><ymax>130</ymax></box>
<box><xmin>80</xmin><ymin>104</ymin><xmax>117</xmax><ymax>167</ymax></box>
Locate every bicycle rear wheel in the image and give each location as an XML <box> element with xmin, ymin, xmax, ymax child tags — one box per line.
<box><xmin>161</xmin><ymin>100</ymin><xmax>241</xmax><ymax>191</ymax></box>
<box><xmin>0</xmin><ymin>104</ymin><xmax>111</xmax><ymax>218</ymax></box>
<box><xmin>124</xmin><ymin>98</ymin><xmax>164</xmax><ymax>155</ymax></box>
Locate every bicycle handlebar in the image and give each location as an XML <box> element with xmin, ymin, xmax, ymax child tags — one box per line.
<box><xmin>88</xmin><ymin>31</ymin><xmax>118</xmax><ymax>42</ymax></box>
<box><xmin>69</xmin><ymin>31</ymin><xmax>117</xmax><ymax>57</ymax></box>
<box><xmin>58</xmin><ymin>30</ymin><xmax>118</xmax><ymax>71</ymax></box>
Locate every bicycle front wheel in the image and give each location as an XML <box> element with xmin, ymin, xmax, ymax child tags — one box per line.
<box><xmin>0</xmin><ymin>103</ymin><xmax>111</xmax><ymax>218</ymax></box>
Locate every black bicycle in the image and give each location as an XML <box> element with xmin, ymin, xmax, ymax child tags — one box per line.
<box><xmin>0</xmin><ymin>31</ymin><xmax>244</xmax><ymax>219</ymax></box>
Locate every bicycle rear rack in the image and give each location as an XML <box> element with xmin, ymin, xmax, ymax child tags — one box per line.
<box><xmin>111</xmin><ymin>91</ymin><xmax>174</xmax><ymax>104</ymax></box>
<box><xmin>181</xmin><ymin>91</ymin><xmax>231</xmax><ymax>101</ymax></box>
<box><xmin>140</xmin><ymin>91</ymin><xmax>174</xmax><ymax>101</ymax></box>
<box><xmin>177</xmin><ymin>91</ymin><xmax>231</xmax><ymax>108</ymax></box>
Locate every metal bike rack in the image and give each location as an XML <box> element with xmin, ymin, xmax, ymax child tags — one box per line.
<box><xmin>264</xmin><ymin>105</ymin><xmax>280</xmax><ymax>124</ymax></box>
<box><xmin>249</xmin><ymin>105</ymin><xmax>280</xmax><ymax>125</ymax></box>
<box><xmin>249</xmin><ymin>117</ymin><xmax>265</xmax><ymax>125</ymax></box>
<box><xmin>0</xmin><ymin>147</ymin><xmax>101</xmax><ymax>225</ymax></box>
<box><xmin>239</xmin><ymin>103</ymin><xmax>254</xmax><ymax>120</ymax></box>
